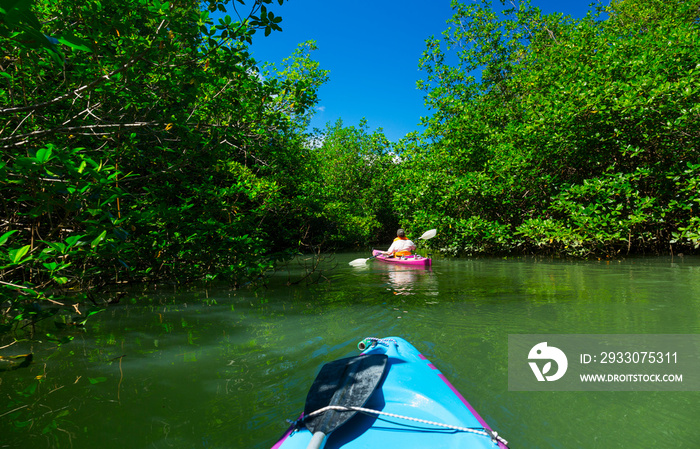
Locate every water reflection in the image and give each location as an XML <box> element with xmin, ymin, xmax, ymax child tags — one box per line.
<box><xmin>370</xmin><ymin>263</ymin><xmax>436</xmax><ymax>296</ymax></box>
<box><xmin>1</xmin><ymin>255</ymin><xmax>699</xmax><ymax>449</ymax></box>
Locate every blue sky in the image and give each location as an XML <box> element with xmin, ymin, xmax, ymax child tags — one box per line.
<box><xmin>244</xmin><ymin>0</ymin><xmax>603</xmax><ymax>142</ymax></box>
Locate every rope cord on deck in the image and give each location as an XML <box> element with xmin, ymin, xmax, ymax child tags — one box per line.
<box><xmin>297</xmin><ymin>405</ymin><xmax>508</xmax><ymax>446</ymax></box>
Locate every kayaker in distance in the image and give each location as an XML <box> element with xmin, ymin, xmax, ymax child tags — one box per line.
<box><xmin>381</xmin><ymin>229</ymin><xmax>416</xmax><ymax>257</ymax></box>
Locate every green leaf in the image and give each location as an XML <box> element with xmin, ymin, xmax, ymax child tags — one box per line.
<box><xmin>91</xmin><ymin>230</ymin><xmax>107</xmax><ymax>248</ymax></box>
<box><xmin>0</xmin><ymin>230</ymin><xmax>17</xmax><ymax>246</ymax></box>
<box><xmin>34</xmin><ymin>147</ymin><xmax>52</xmax><ymax>163</ymax></box>
<box><xmin>40</xmin><ymin>241</ymin><xmax>67</xmax><ymax>254</ymax></box>
<box><xmin>0</xmin><ymin>0</ymin><xmax>21</xmax><ymax>15</ymax></box>
<box><xmin>1</xmin><ymin>0</ymin><xmax>41</xmax><ymax>28</ymax></box>
<box><xmin>86</xmin><ymin>308</ymin><xmax>106</xmax><ymax>318</ymax></box>
<box><xmin>88</xmin><ymin>377</ymin><xmax>107</xmax><ymax>384</ymax></box>
<box><xmin>56</xmin><ymin>33</ymin><xmax>93</xmax><ymax>52</ymax></box>
<box><xmin>45</xmin><ymin>333</ymin><xmax>74</xmax><ymax>345</ymax></box>
<box><xmin>9</xmin><ymin>245</ymin><xmax>31</xmax><ymax>263</ymax></box>
<box><xmin>65</xmin><ymin>235</ymin><xmax>85</xmax><ymax>248</ymax></box>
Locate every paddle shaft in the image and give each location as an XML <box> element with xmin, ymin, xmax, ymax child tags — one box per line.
<box><xmin>348</xmin><ymin>254</ymin><xmax>378</xmax><ymax>266</ymax></box>
<box><xmin>307</xmin><ymin>431</ymin><xmax>327</xmax><ymax>449</ymax></box>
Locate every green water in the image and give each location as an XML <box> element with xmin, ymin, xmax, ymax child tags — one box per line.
<box><xmin>2</xmin><ymin>255</ymin><xmax>699</xmax><ymax>448</ymax></box>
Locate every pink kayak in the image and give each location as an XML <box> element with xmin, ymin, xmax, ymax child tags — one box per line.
<box><xmin>372</xmin><ymin>249</ymin><xmax>432</xmax><ymax>267</ymax></box>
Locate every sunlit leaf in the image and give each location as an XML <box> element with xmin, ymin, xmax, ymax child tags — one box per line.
<box><xmin>91</xmin><ymin>230</ymin><xmax>107</xmax><ymax>248</ymax></box>
<box><xmin>0</xmin><ymin>230</ymin><xmax>17</xmax><ymax>246</ymax></box>
<box><xmin>65</xmin><ymin>235</ymin><xmax>85</xmax><ymax>248</ymax></box>
<box><xmin>9</xmin><ymin>245</ymin><xmax>31</xmax><ymax>263</ymax></box>
<box><xmin>34</xmin><ymin>147</ymin><xmax>52</xmax><ymax>163</ymax></box>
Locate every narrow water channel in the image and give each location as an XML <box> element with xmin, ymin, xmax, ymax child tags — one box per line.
<box><xmin>2</xmin><ymin>254</ymin><xmax>699</xmax><ymax>448</ymax></box>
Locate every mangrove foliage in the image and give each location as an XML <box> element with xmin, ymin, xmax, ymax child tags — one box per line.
<box><xmin>1</xmin><ymin>0</ymin><xmax>699</xmax><ymax>335</ymax></box>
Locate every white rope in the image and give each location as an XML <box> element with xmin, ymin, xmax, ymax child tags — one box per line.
<box><xmin>303</xmin><ymin>405</ymin><xmax>508</xmax><ymax>446</ymax></box>
<box><xmin>363</xmin><ymin>337</ymin><xmax>397</xmax><ymax>346</ymax></box>
<box><xmin>358</xmin><ymin>337</ymin><xmax>398</xmax><ymax>351</ymax></box>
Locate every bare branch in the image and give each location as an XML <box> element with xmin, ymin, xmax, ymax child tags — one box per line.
<box><xmin>0</xmin><ymin>51</ymin><xmax>147</xmax><ymax>116</ymax></box>
<box><xmin>0</xmin><ymin>121</ymin><xmax>160</xmax><ymax>149</ymax></box>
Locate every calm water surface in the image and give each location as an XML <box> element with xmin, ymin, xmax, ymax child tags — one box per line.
<box><xmin>2</xmin><ymin>254</ymin><xmax>699</xmax><ymax>448</ymax></box>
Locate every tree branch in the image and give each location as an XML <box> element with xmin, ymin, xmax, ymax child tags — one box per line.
<box><xmin>0</xmin><ymin>121</ymin><xmax>161</xmax><ymax>149</ymax></box>
<box><xmin>0</xmin><ymin>51</ymin><xmax>147</xmax><ymax>116</ymax></box>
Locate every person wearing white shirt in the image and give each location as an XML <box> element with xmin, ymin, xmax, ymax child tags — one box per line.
<box><xmin>382</xmin><ymin>229</ymin><xmax>416</xmax><ymax>257</ymax></box>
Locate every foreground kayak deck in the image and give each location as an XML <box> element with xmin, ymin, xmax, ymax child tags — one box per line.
<box><xmin>371</xmin><ymin>250</ymin><xmax>432</xmax><ymax>267</ymax></box>
<box><xmin>272</xmin><ymin>337</ymin><xmax>508</xmax><ymax>449</ymax></box>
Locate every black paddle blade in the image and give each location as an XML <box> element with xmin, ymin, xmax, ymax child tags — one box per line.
<box><xmin>304</xmin><ymin>354</ymin><xmax>388</xmax><ymax>435</ymax></box>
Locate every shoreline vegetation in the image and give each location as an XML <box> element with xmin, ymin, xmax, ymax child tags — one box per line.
<box><xmin>2</xmin><ymin>0</ymin><xmax>699</xmax><ymax>331</ymax></box>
